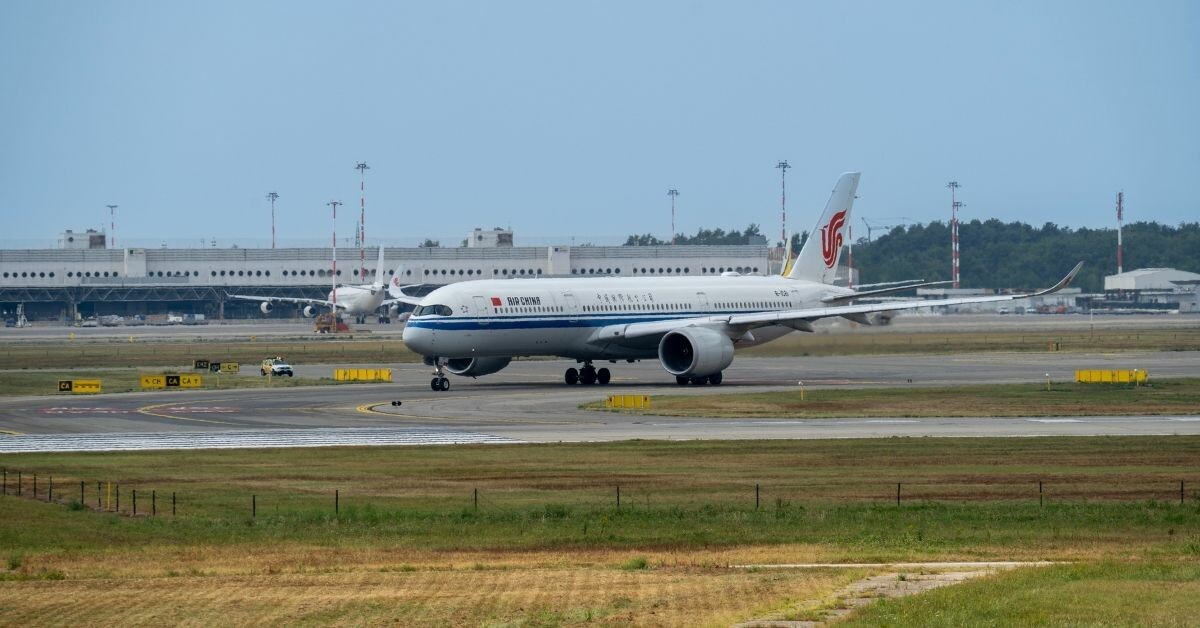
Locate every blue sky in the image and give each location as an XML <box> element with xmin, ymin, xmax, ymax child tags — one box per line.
<box><xmin>1</xmin><ymin>1</ymin><xmax>1196</xmax><ymax>248</ymax></box>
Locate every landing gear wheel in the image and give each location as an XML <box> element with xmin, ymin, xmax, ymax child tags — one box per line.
<box><xmin>581</xmin><ymin>368</ymin><xmax>597</xmax><ymax>385</ymax></box>
<box><xmin>430</xmin><ymin>377</ymin><xmax>440</xmax><ymax>391</ymax></box>
<box><xmin>565</xmin><ymin>368</ymin><xmax>579</xmax><ymax>385</ymax></box>
<box><xmin>597</xmin><ymin>368</ymin><xmax>611</xmax><ymax>385</ymax></box>
<box><xmin>441</xmin><ymin>377</ymin><xmax>450</xmax><ymax>391</ymax></box>
<box><xmin>676</xmin><ymin>375</ymin><xmax>689</xmax><ymax>385</ymax></box>
<box><xmin>708</xmin><ymin>371</ymin><xmax>722</xmax><ymax>385</ymax></box>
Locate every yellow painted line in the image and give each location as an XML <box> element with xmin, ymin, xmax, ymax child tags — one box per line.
<box><xmin>136</xmin><ymin>401</ymin><xmax>239</xmax><ymax>426</ymax></box>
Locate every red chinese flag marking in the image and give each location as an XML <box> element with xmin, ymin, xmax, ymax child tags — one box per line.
<box><xmin>490</xmin><ymin>297</ymin><xmax>502</xmax><ymax>306</ymax></box>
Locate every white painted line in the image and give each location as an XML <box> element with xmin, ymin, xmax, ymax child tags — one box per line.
<box><xmin>1026</xmin><ymin>419</ymin><xmax>1083</xmax><ymax>423</ymax></box>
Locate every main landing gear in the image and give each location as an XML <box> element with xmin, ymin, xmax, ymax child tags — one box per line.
<box><xmin>429</xmin><ymin>360</ymin><xmax>450</xmax><ymax>391</ymax></box>
<box><xmin>676</xmin><ymin>371</ymin><xmax>723</xmax><ymax>386</ymax></box>
<box><xmin>564</xmin><ymin>362</ymin><xmax>610</xmax><ymax>386</ymax></box>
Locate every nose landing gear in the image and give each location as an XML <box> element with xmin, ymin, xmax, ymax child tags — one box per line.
<box><xmin>429</xmin><ymin>359</ymin><xmax>450</xmax><ymax>391</ymax></box>
<box><xmin>564</xmin><ymin>362</ymin><xmax>611</xmax><ymax>386</ymax></box>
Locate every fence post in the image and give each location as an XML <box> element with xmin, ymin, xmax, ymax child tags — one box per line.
<box><xmin>896</xmin><ymin>483</ymin><xmax>901</xmax><ymax>506</ymax></box>
<box><xmin>755</xmin><ymin>483</ymin><xmax>760</xmax><ymax>510</ymax></box>
<box><xmin>474</xmin><ymin>488</ymin><xmax>478</xmax><ymax>511</ymax></box>
<box><xmin>335</xmin><ymin>489</ymin><xmax>339</xmax><ymax>516</ymax></box>
<box><xmin>616</xmin><ymin>485</ymin><xmax>621</xmax><ymax>509</ymax></box>
<box><xmin>116</xmin><ymin>484</ymin><xmax>119</xmax><ymax>512</ymax></box>
<box><xmin>1182</xmin><ymin>480</ymin><xmax>1186</xmax><ymax>506</ymax></box>
<box><xmin>33</xmin><ymin>473</ymin><xmax>37</xmax><ymax>499</ymax></box>
<box><xmin>252</xmin><ymin>495</ymin><xmax>256</xmax><ymax>518</ymax></box>
<box><xmin>97</xmin><ymin>482</ymin><xmax>101</xmax><ymax>509</ymax></box>
<box><xmin>152</xmin><ymin>490</ymin><xmax>156</xmax><ymax>516</ymax></box>
<box><xmin>2</xmin><ymin>467</ymin><xmax>5</xmax><ymax>495</ymax></box>
<box><xmin>80</xmin><ymin>481</ymin><xmax>84</xmax><ymax>506</ymax></box>
<box><xmin>132</xmin><ymin>489</ymin><xmax>137</xmax><ymax>515</ymax></box>
<box><xmin>1039</xmin><ymin>481</ymin><xmax>1044</xmax><ymax>507</ymax></box>
<box><xmin>172</xmin><ymin>492</ymin><xmax>176</xmax><ymax>517</ymax></box>
<box><xmin>17</xmin><ymin>471</ymin><xmax>22</xmax><ymax>496</ymax></box>
<box><xmin>48</xmin><ymin>476</ymin><xmax>52</xmax><ymax>502</ymax></box>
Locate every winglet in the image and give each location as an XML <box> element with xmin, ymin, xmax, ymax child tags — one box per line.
<box><xmin>1031</xmin><ymin>261</ymin><xmax>1084</xmax><ymax>297</ymax></box>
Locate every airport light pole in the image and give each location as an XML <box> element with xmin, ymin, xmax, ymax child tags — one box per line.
<box><xmin>106</xmin><ymin>205</ymin><xmax>118</xmax><ymax>248</ymax></box>
<box><xmin>776</xmin><ymin>161</ymin><xmax>790</xmax><ymax>248</ymax></box>
<box><xmin>356</xmin><ymin>162</ymin><xmax>369</xmax><ymax>280</ymax></box>
<box><xmin>667</xmin><ymin>188</ymin><xmax>679</xmax><ymax>245</ymax></box>
<box><xmin>266</xmin><ymin>192</ymin><xmax>279</xmax><ymax>249</ymax></box>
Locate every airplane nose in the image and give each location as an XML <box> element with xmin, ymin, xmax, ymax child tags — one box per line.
<box><xmin>402</xmin><ymin>324</ymin><xmax>430</xmax><ymax>354</ymax></box>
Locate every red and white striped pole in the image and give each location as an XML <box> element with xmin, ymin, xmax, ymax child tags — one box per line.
<box><xmin>947</xmin><ymin>181</ymin><xmax>962</xmax><ymax>289</ymax></box>
<box><xmin>266</xmin><ymin>192</ymin><xmax>279</xmax><ymax>249</ymax></box>
<box><xmin>776</xmin><ymin>161</ymin><xmax>791</xmax><ymax>248</ymax></box>
<box><xmin>328</xmin><ymin>200</ymin><xmax>342</xmax><ymax>306</ymax></box>
<box><xmin>106</xmin><ymin>205</ymin><xmax>118</xmax><ymax>248</ymax></box>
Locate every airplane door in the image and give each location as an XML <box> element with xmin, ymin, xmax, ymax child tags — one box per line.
<box><xmin>696</xmin><ymin>291</ymin><xmax>710</xmax><ymax>308</ymax></box>
<box><xmin>561</xmin><ymin>292</ymin><xmax>579</xmax><ymax>322</ymax></box>
<box><xmin>472</xmin><ymin>296</ymin><xmax>490</xmax><ymax>324</ymax></box>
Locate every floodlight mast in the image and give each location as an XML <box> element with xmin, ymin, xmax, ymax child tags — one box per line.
<box><xmin>266</xmin><ymin>192</ymin><xmax>279</xmax><ymax>249</ymax></box>
<box><xmin>106</xmin><ymin>205</ymin><xmax>118</xmax><ymax>248</ymax></box>
<box><xmin>946</xmin><ymin>181</ymin><xmax>964</xmax><ymax>289</ymax></box>
<box><xmin>327</xmin><ymin>200</ymin><xmax>342</xmax><ymax>307</ymax></box>
<box><xmin>667</xmin><ymin>188</ymin><xmax>679</xmax><ymax>245</ymax></box>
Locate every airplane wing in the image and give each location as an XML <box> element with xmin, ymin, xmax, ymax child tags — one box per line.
<box><xmin>590</xmin><ymin>262</ymin><xmax>1082</xmax><ymax>345</ymax></box>
<box><xmin>820</xmin><ymin>280</ymin><xmax>952</xmax><ymax>304</ymax></box>
<box><xmin>226</xmin><ymin>293</ymin><xmax>346</xmax><ymax>311</ymax></box>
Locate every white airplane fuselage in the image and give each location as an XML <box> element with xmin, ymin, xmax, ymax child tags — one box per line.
<box><xmin>402</xmin><ymin>275</ymin><xmax>848</xmax><ymax>360</ymax></box>
<box><xmin>329</xmin><ymin>285</ymin><xmax>387</xmax><ymax>316</ymax></box>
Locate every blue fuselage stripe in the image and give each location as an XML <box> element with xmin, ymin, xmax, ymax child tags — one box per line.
<box><xmin>406</xmin><ymin>310</ymin><xmax>762</xmax><ymax>331</ymax></box>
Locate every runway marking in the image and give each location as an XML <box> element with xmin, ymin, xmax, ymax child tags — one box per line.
<box><xmin>39</xmin><ymin>407</ymin><xmax>131</xmax><ymax>415</ymax></box>
<box><xmin>1026</xmin><ymin>419</ymin><xmax>1084</xmax><ymax>423</ymax></box>
<box><xmin>137</xmin><ymin>401</ymin><xmax>240</xmax><ymax>426</ymax></box>
<box><xmin>0</xmin><ymin>427</ymin><xmax>523</xmax><ymax>453</ymax></box>
<box><xmin>1168</xmin><ymin>418</ymin><xmax>1200</xmax><ymax>422</ymax></box>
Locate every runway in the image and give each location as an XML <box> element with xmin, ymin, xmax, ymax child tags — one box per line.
<box><xmin>0</xmin><ymin>351</ymin><xmax>1197</xmax><ymax>452</ymax></box>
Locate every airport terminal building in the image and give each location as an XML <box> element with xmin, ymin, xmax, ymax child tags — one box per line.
<box><xmin>0</xmin><ymin>230</ymin><xmax>771</xmax><ymax>322</ymax></box>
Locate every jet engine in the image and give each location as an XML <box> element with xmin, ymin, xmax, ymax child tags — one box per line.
<box><xmin>302</xmin><ymin>305</ymin><xmax>316</xmax><ymax>318</ymax></box>
<box><xmin>260</xmin><ymin>302</ymin><xmax>273</xmax><ymax>315</ymax></box>
<box><xmin>657</xmin><ymin>327</ymin><xmax>735</xmax><ymax>377</ymax></box>
<box><xmin>444</xmin><ymin>357</ymin><xmax>512</xmax><ymax>377</ymax></box>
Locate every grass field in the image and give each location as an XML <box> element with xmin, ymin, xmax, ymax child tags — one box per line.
<box><xmin>1</xmin><ymin>446</ymin><xmax>1191</xmax><ymax>626</ymax></box>
<box><xmin>587</xmin><ymin>378</ymin><xmax>1200</xmax><ymax>418</ymax></box>
<box><xmin>2</xmin><ymin>437</ymin><xmax>1199</xmax><ymax>624</ymax></box>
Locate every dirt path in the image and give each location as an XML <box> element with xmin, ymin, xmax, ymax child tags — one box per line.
<box><xmin>732</xmin><ymin>561</ymin><xmax>1056</xmax><ymax>627</ymax></box>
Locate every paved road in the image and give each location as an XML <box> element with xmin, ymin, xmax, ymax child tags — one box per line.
<box><xmin>0</xmin><ymin>351</ymin><xmax>1196</xmax><ymax>451</ymax></box>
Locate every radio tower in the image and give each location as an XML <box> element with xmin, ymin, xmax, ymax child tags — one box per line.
<box><xmin>776</xmin><ymin>161</ymin><xmax>791</xmax><ymax>247</ymax></box>
<box><xmin>946</xmin><ymin>181</ymin><xmax>963</xmax><ymax>289</ymax></box>
<box><xmin>356</xmin><ymin>162</ymin><xmax>369</xmax><ymax>280</ymax></box>
<box><xmin>667</xmin><ymin>188</ymin><xmax>679</xmax><ymax>244</ymax></box>
<box><xmin>106</xmin><ymin>204</ymin><xmax>118</xmax><ymax>248</ymax></box>
<box><xmin>327</xmin><ymin>200</ymin><xmax>342</xmax><ymax>307</ymax></box>
<box><xmin>266</xmin><ymin>192</ymin><xmax>279</xmax><ymax>249</ymax></box>
<box><xmin>1116</xmin><ymin>191</ymin><xmax>1124</xmax><ymax>274</ymax></box>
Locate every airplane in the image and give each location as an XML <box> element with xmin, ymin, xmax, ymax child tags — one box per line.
<box><xmin>401</xmin><ymin>172</ymin><xmax>1083</xmax><ymax>391</ymax></box>
<box><xmin>230</xmin><ymin>247</ymin><xmax>414</xmax><ymax>323</ymax></box>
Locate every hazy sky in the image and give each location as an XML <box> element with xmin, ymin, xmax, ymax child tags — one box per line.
<box><xmin>1</xmin><ymin>1</ymin><xmax>1196</xmax><ymax>248</ymax></box>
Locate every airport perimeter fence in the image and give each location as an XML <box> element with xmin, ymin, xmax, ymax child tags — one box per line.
<box><xmin>3</xmin><ymin>467</ymin><xmax>1199</xmax><ymax>521</ymax></box>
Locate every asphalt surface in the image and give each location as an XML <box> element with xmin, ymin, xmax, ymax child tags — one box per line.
<box><xmin>1</xmin><ymin>351</ymin><xmax>1197</xmax><ymax>452</ymax></box>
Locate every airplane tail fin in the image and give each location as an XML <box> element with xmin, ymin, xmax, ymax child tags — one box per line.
<box><xmin>787</xmin><ymin>172</ymin><xmax>860</xmax><ymax>284</ymax></box>
<box><xmin>780</xmin><ymin>230</ymin><xmax>795</xmax><ymax>277</ymax></box>
<box><xmin>372</xmin><ymin>247</ymin><xmax>386</xmax><ymax>289</ymax></box>
<box><xmin>387</xmin><ymin>261</ymin><xmax>414</xmax><ymax>298</ymax></box>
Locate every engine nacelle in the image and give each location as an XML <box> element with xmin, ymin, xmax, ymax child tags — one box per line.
<box><xmin>260</xmin><ymin>301</ymin><xmax>273</xmax><ymax>315</ymax></box>
<box><xmin>657</xmin><ymin>327</ymin><xmax>735</xmax><ymax>377</ymax></box>
<box><xmin>302</xmin><ymin>305</ymin><xmax>316</xmax><ymax>318</ymax></box>
<box><xmin>444</xmin><ymin>357</ymin><xmax>512</xmax><ymax>377</ymax></box>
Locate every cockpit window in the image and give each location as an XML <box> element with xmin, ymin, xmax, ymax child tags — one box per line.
<box><xmin>414</xmin><ymin>304</ymin><xmax>453</xmax><ymax>317</ymax></box>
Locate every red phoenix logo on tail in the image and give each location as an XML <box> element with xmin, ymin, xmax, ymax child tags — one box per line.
<box><xmin>820</xmin><ymin>210</ymin><xmax>847</xmax><ymax>269</ymax></box>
